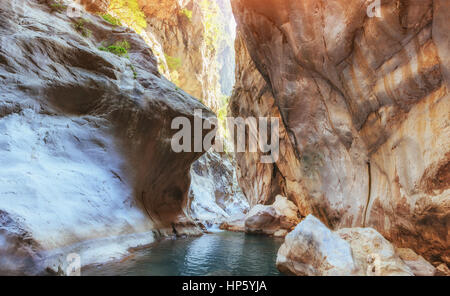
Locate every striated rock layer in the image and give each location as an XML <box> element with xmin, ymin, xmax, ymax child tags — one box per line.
<box><xmin>0</xmin><ymin>0</ymin><xmax>214</xmax><ymax>274</ymax></box>
<box><xmin>231</xmin><ymin>0</ymin><xmax>449</xmax><ymax>266</ymax></box>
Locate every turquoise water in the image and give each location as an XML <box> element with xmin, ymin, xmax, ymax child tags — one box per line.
<box><xmin>82</xmin><ymin>231</ymin><xmax>283</xmax><ymax>276</ymax></box>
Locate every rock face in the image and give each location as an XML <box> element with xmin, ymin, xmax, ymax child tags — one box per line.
<box><xmin>231</xmin><ymin>0</ymin><xmax>450</xmax><ymax>266</ymax></box>
<box><xmin>101</xmin><ymin>0</ymin><xmax>248</xmax><ymax>230</ymax></box>
<box><xmin>396</xmin><ymin>248</ymin><xmax>436</xmax><ymax>276</ymax></box>
<box><xmin>0</xmin><ymin>0</ymin><xmax>214</xmax><ymax>274</ymax></box>
<box><xmin>215</xmin><ymin>0</ymin><xmax>236</xmax><ymax>96</ymax></box>
<box><xmin>277</xmin><ymin>215</ymin><xmax>415</xmax><ymax>276</ymax></box>
<box><xmin>188</xmin><ymin>151</ymin><xmax>249</xmax><ymax>228</ymax></box>
<box><xmin>229</xmin><ymin>32</ymin><xmax>303</xmax><ymax>209</ymax></box>
<box><xmin>134</xmin><ymin>0</ymin><xmax>248</xmax><ymax>228</ymax></box>
<box><xmin>136</xmin><ymin>0</ymin><xmax>252</xmax><ymax>229</ymax></box>
<box><xmin>139</xmin><ymin>0</ymin><xmax>235</xmax><ymax>112</ymax></box>
<box><xmin>80</xmin><ymin>0</ymin><xmax>110</xmax><ymax>13</ymax></box>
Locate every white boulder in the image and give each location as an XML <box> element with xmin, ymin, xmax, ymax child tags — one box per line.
<box><xmin>277</xmin><ymin>215</ymin><xmax>415</xmax><ymax>276</ymax></box>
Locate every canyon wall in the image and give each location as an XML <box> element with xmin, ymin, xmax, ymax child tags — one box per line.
<box><xmin>231</xmin><ymin>0</ymin><xmax>449</xmax><ymax>266</ymax></box>
<box><xmin>0</xmin><ymin>0</ymin><xmax>214</xmax><ymax>274</ymax></box>
<box><xmin>188</xmin><ymin>151</ymin><xmax>249</xmax><ymax>228</ymax></box>
<box><xmin>135</xmin><ymin>0</ymin><xmax>248</xmax><ymax>227</ymax></box>
<box><xmin>77</xmin><ymin>0</ymin><xmax>247</xmax><ymax>229</ymax></box>
<box><xmin>138</xmin><ymin>0</ymin><xmax>234</xmax><ymax>112</ymax></box>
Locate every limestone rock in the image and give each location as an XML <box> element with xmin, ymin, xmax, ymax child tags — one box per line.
<box><xmin>244</xmin><ymin>195</ymin><xmax>299</xmax><ymax>236</ymax></box>
<box><xmin>276</xmin><ymin>215</ymin><xmax>361</xmax><ymax>276</ymax></box>
<box><xmin>189</xmin><ymin>151</ymin><xmax>249</xmax><ymax>228</ymax></box>
<box><xmin>272</xmin><ymin>195</ymin><xmax>300</xmax><ymax>230</ymax></box>
<box><xmin>273</xmin><ymin>229</ymin><xmax>288</xmax><ymax>238</ymax></box>
<box><xmin>139</xmin><ymin>0</ymin><xmax>235</xmax><ymax>112</ymax></box>
<box><xmin>231</xmin><ymin>0</ymin><xmax>450</xmax><ymax>265</ymax></box>
<box><xmin>435</xmin><ymin>264</ymin><xmax>450</xmax><ymax>276</ymax></box>
<box><xmin>80</xmin><ymin>0</ymin><xmax>110</xmax><ymax>13</ymax></box>
<box><xmin>0</xmin><ymin>0</ymin><xmax>213</xmax><ymax>274</ymax></box>
<box><xmin>276</xmin><ymin>215</ymin><xmax>414</xmax><ymax>276</ymax></box>
<box><xmin>395</xmin><ymin>248</ymin><xmax>436</xmax><ymax>276</ymax></box>
<box><xmin>219</xmin><ymin>218</ymin><xmax>245</xmax><ymax>232</ymax></box>
<box><xmin>219</xmin><ymin>215</ymin><xmax>246</xmax><ymax>232</ymax></box>
<box><xmin>337</xmin><ymin>228</ymin><xmax>413</xmax><ymax>276</ymax></box>
<box><xmin>245</xmin><ymin>205</ymin><xmax>280</xmax><ymax>235</ymax></box>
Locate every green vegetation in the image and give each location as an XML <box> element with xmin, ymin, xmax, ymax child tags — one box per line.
<box><xmin>99</xmin><ymin>40</ymin><xmax>131</xmax><ymax>57</ymax></box>
<box><xmin>99</xmin><ymin>40</ymin><xmax>137</xmax><ymax>79</ymax></box>
<box><xmin>108</xmin><ymin>0</ymin><xmax>147</xmax><ymax>34</ymax></box>
<box><xmin>217</xmin><ymin>104</ymin><xmax>227</xmax><ymax>129</ymax></box>
<box><xmin>158</xmin><ymin>62</ymin><xmax>167</xmax><ymax>74</ymax></box>
<box><xmin>129</xmin><ymin>64</ymin><xmax>137</xmax><ymax>79</ymax></box>
<box><xmin>217</xmin><ymin>95</ymin><xmax>230</xmax><ymax>145</ymax></box>
<box><xmin>180</xmin><ymin>8</ymin><xmax>193</xmax><ymax>21</ymax></box>
<box><xmin>49</xmin><ymin>0</ymin><xmax>68</xmax><ymax>13</ymax></box>
<box><xmin>216</xmin><ymin>95</ymin><xmax>235</xmax><ymax>155</ymax></box>
<box><xmin>73</xmin><ymin>18</ymin><xmax>92</xmax><ymax>38</ymax></box>
<box><xmin>199</xmin><ymin>0</ymin><xmax>223</xmax><ymax>51</ymax></box>
<box><xmin>101</xmin><ymin>14</ymin><xmax>122</xmax><ymax>26</ymax></box>
<box><xmin>164</xmin><ymin>54</ymin><xmax>182</xmax><ymax>72</ymax></box>
<box><xmin>217</xmin><ymin>96</ymin><xmax>229</xmax><ymax>127</ymax></box>
<box><xmin>220</xmin><ymin>95</ymin><xmax>230</xmax><ymax>107</ymax></box>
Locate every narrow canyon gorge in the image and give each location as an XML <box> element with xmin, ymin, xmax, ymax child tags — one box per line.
<box><xmin>0</xmin><ymin>0</ymin><xmax>448</xmax><ymax>276</ymax></box>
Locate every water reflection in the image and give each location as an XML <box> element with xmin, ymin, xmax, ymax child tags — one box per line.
<box><xmin>82</xmin><ymin>231</ymin><xmax>283</xmax><ymax>276</ymax></box>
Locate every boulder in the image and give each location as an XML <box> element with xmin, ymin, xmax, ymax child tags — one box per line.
<box><xmin>276</xmin><ymin>215</ymin><xmax>360</xmax><ymax>276</ymax></box>
<box><xmin>219</xmin><ymin>219</ymin><xmax>245</xmax><ymax>232</ymax></box>
<box><xmin>337</xmin><ymin>228</ymin><xmax>413</xmax><ymax>276</ymax></box>
<box><xmin>277</xmin><ymin>215</ymin><xmax>415</xmax><ymax>276</ymax></box>
<box><xmin>244</xmin><ymin>195</ymin><xmax>300</xmax><ymax>236</ymax></box>
<box><xmin>245</xmin><ymin>205</ymin><xmax>280</xmax><ymax>235</ymax></box>
<box><xmin>272</xmin><ymin>195</ymin><xmax>301</xmax><ymax>229</ymax></box>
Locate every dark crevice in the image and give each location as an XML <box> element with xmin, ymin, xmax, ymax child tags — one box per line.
<box><xmin>363</xmin><ymin>161</ymin><xmax>372</xmax><ymax>227</ymax></box>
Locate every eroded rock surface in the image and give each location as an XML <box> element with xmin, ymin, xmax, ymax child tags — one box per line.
<box><xmin>395</xmin><ymin>248</ymin><xmax>436</xmax><ymax>276</ymax></box>
<box><xmin>0</xmin><ymin>0</ymin><xmax>214</xmax><ymax>274</ymax></box>
<box><xmin>231</xmin><ymin>0</ymin><xmax>450</xmax><ymax>266</ymax></box>
<box><xmin>80</xmin><ymin>0</ymin><xmax>110</xmax><ymax>13</ymax></box>
<box><xmin>229</xmin><ymin>32</ymin><xmax>304</xmax><ymax>210</ymax></box>
<box><xmin>189</xmin><ymin>151</ymin><xmax>249</xmax><ymax>228</ymax></box>
<box><xmin>138</xmin><ymin>0</ymin><xmax>235</xmax><ymax>112</ymax></box>
<box><xmin>134</xmin><ymin>1</ymin><xmax>248</xmax><ymax>228</ymax></box>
